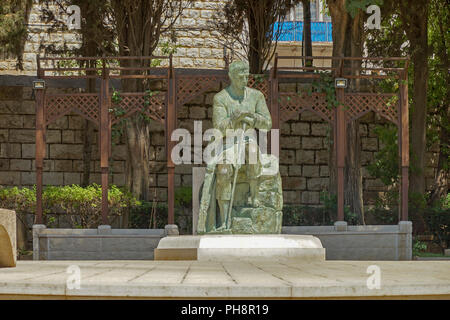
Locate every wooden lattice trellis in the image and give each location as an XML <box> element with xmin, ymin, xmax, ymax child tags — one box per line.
<box><xmin>278</xmin><ymin>92</ymin><xmax>334</xmax><ymax>123</ymax></box>
<box><xmin>110</xmin><ymin>92</ymin><xmax>166</xmax><ymax>125</ymax></box>
<box><xmin>45</xmin><ymin>93</ymin><xmax>100</xmax><ymax>126</ymax></box>
<box><xmin>247</xmin><ymin>75</ymin><xmax>269</xmax><ymax>101</ymax></box>
<box><xmin>176</xmin><ymin>75</ymin><xmax>224</xmax><ymax>106</ymax></box>
<box><xmin>176</xmin><ymin>74</ymin><xmax>270</xmax><ymax>107</ymax></box>
<box><xmin>344</xmin><ymin>93</ymin><xmax>399</xmax><ymax>125</ymax></box>
<box><xmin>34</xmin><ymin>55</ymin><xmax>410</xmax><ymax>228</ymax></box>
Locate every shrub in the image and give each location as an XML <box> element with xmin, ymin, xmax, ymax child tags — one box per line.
<box><xmin>129</xmin><ymin>187</ymin><xmax>193</xmax><ymax>234</ymax></box>
<box><xmin>0</xmin><ymin>184</ymin><xmax>139</xmax><ymax>228</ymax></box>
<box><xmin>282</xmin><ymin>205</ymin><xmax>335</xmax><ymax>226</ymax></box>
<box><xmin>412</xmin><ymin>240</ymin><xmax>427</xmax><ymax>256</ymax></box>
<box><xmin>422</xmin><ymin>207</ymin><xmax>450</xmax><ymax>251</ymax></box>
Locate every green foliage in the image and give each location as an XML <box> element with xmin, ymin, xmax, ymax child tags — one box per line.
<box><xmin>174</xmin><ymin>186</ymin><xmax>192</xmax><ymax>207</ymax></box>
<box><xmin>129</xmin><ymin>187</ymin><xmax>193</xmax><ymax>234</ymax></box>
<box><xmin>0</xmin><ymin>184</ymin><xmax>139</xmax><ymax>228</ymax></box>
<box><xmin>129</xmin><ymin>201</ymin><xmax>168</xmax><ymax>230</ymax></box>
<box><xmin>422</xmin><ymin>206</ymin><xmax>450</xmax><ymax>251</ymax></box>
<box><xmin>294</xmin><ymin>72</ymin><xmax>341</xmax><ymax>112</ymax></box>
<box><xmin>427</xmin><ymin>0</ymin><xmax>450</xmax><ymax>173</ymax></box>
<box><xmin>252</xmin><ymin>74</ymin><xmax>268</xmax><ymax>85</ymax></box>
<box><xmin>345</xmin><ymin>0</ymin><xmax>383</xmax><ymax>18</ymax></box>
<box><xmin>366</xmin><ymin>124</ymin><xmax>399</xmax><ymax>186</ymax></box>
<box><xmin>0</xmin><ymin>186</ymin><xmax>36</xmax><ymax>213</ymax></box>
<box><xmin>311</xmin><ymin>72</ymin><xmax>340</xmax><ymax>109</ymax></box>
<box><xmin>283</xmin><ymin>191</ymin><xmax>360</xmax><ymax>226</ymax></box>
<box><xmin>320</xmin><ymin>191</ymin><xmax>358</xmax><ymax>225</ymax></box>
<box><xmin>282</xmin><ymin>205</ymin><xmax>334</xmax><ymax>226</ymax></box>
<box><xmin>366</xmin><ymin>207</ymin><xmax>397</xmax><ymax>224</ymax></box>
<box><xmin>412</xmin><ymin>240</ymin><xmax>427</xmax><ymax>256</ymax></box>
<box><xmin>151</xmin><ymin>41</ymin><xmax>179</xmax><ymax>67</ymax></box>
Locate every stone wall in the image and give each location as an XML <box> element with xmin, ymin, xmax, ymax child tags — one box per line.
<box><xmin>1</xmin><ymin>0</ymin><xmax>230</xmax><ymax>75</ymax></box>
<box><xmin>283</xmin><ymin>221</ymin><xmax>413</xmax><ymax>260</ymax></box>
<box><xmin>0</xmin><ymin>85</ymin><xmax>127</xmax><ymax>187</ymax></box>
<box><xmin>33</xmin><ymin>225</ymin><xmax>165</xmax><ymax>260</ymax></box>
<box><xmin>0</xmin><ymin>81</ymin><xmax>441</xmax><ymax>208</ymax></box>
<box><xmin>1</xmin><ymin>0</ymin><xmax>334</xmax><ymax>75</ymax></box>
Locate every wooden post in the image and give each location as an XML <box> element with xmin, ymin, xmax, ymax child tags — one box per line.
<box><xmin>399</xmin><ymin>67</ymin><xmax>409</xmax><ymax>221</ymax></box>
<box><xmin>335</xmin><ymin>59</ymin><xmax>345</xmax><ymax>222</ymax></box>
<box><xmin>269</xmin><ymin>53</ymin><xmax>279</xmax><ymax>156</ymax></box>
<box><xmin>100</xmin><ymin>63</ymin><xmax>110</xmax><ymax>225</ymax></box>
<box><xmin>166</xmin><ymin>55</ymin><xmax>176</xmax><ymax>225</ymax></box>
<box><xmin>35</xmin><ymin>56</ymin><xmax>45</xmax><ymax>225</ymax></box>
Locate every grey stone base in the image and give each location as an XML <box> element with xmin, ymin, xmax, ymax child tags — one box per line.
<box><xmin>33</xmin><ymin>225</ymin><xmax>165</xmax><ymax>260</ymax></box>
<box><xmin>155</xmin><ymin>234</ymin><xmax>325</xmax><ymax>261</ymax></box>
<box><xmin>283</xmin><ymin>222</ymin><xmax>412</xmax><ymax>260</ymax></box>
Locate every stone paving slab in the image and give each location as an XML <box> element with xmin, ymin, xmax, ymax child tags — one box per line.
<box><xmin>0</xmin><ymin>260</ymin><xmax>449</xmax><ymax>299</ymax></box>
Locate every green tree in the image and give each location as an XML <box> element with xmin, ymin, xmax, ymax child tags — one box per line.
<box><xmin>427</xmin><ymin>0</ymin><xmax>449</xmax><ymax>206</ymax></box>
<box><xmin>0</xmin><ymin>0</ymin><xmax>32</xmax><ymax>69</ymax></box>
<box><xmin>213</xmin><ymin>0</ymin><xmax>301</xmax><ymax>73</ymax></box>
<box><xmin>366</xmin><ymin>0</ymin><xmax>448</xmax><ymax>208</ymax></box>
<box><xmin>110</xmin><ymin>0</ymin><xmax>191</xmax><ymax>201</ymax></box>
<box><xmin>397</xmin><ymin>0</ymin><xmax>430</xmax><ymax>198</ymax></box>
<box><xmin>326</xmin><ymin>0</ymin><xmax>380</xmax><ymax>224</ymax></box>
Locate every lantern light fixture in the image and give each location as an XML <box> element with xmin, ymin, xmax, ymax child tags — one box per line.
<box><xmin>33</xmin><ymin>80</ymin><xmax>46</xmax><ymax>90</ymax></box>
<box><xmin>335</xmin><ymin>78</ymin><xmax>348</xmax><ymax>88</ymax></box>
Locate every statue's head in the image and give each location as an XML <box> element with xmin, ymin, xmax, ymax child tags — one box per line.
<box><xmin>228</xmin><ymin>61</ymin><xmax>249</xmax><ymax>89</ymax></box>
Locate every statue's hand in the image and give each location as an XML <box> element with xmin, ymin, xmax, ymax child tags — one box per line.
<box><xmin>242</xmin><ymin>115</ymin><xmax>255</xmax><ymax>126</ymax></box>
<box><xmin>232</xmin><ymin>109</ymin><xmax>251</xmax><ymax>123</ymax></box>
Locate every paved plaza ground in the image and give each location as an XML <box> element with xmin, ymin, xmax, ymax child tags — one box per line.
<box><xmin>0</xmin><ymin>260</ymin><xmax>449</xmax><ymax>299</ymax></box>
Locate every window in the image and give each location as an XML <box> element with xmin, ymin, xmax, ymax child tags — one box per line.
<box><xmin>288</xmin><ymin>0</ymin><xmax>331</xmax><ymax>22</ymax></box>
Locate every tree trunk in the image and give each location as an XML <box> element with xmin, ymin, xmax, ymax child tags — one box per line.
<box><xmin>247</xmin><ymin>7</ymin><xmax>263</xmax><ymax>74</ymax></box>
<box><xmin>399</xmin><ymin>0</ymin><xmax>429</xmax><ymax>198</ymax></box>
<box><xmin>121</xmin><ymin>61</ymin><xmax>152</xmax><ymax>203</ymax></box>
<box><xmin>79</xmin><ymin>1</ymin><xmax>102</xmax><ymax>187</ymax></box>
<box><xmin>112</xmin><ymin>0</ymin><xmax>158</xmax><ymax>203</ymax></box>
<box><xmin>409</xmin><ymin>49</ymin><xmax>428</xmax><ymax>197</ymax></box>
<box><xmin>81</xmin><ymin>72</ymin><xmax>96</xmax><ymax>187</ymax></box>
<box><xmin>125</xmin><ymin>116</ymin><xmax>151</xmax><ymax>202</ymax></box>
<box><xmin>345</xmin><ymin>9</ymin><xmax>365</xmax><ymax>224</ymax></box>
<box><xmin>302</xmin><ymin>0</ymin><xmax>313</xmax><ymax>66</ymax></box>
<box><xmin>81</xmin><ymin>109</ymin><xmax>95</xmax><ymax>186</ymax></box>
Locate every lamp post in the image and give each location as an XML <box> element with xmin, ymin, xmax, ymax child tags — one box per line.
<box><xmin>334</xmin><ymin>77</ymin><xmax>347</xmax><ymax>222</ymax></box>
<box><xmin>34</xmin><ymin>79</ymin><xmax>46</xmax><ymax>225</ymax></box>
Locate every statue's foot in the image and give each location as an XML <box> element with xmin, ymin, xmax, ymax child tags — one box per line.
<box><xmin>215</xmin><ymin>224</ymin><xmax>230</xmax><ymax>232</ymax></box>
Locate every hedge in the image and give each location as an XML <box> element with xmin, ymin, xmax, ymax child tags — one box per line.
<box><xmin>0</xmin><ymin>184</ymin><xmax>139</xmax><ymax>228</ymax></box>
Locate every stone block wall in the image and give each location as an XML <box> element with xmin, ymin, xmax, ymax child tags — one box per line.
<box><xmin>1</xmin><ymin>0</ymin><xmax>230</xmax><ymax>75</ymax></box>
<box><xmin>0</xmin><ymin>81</ymin><xmax>441</xmax><ymax>208</ymax></box>
<box><xmin>0</xmin><ymin>85</ymin><xmax>127</xmax><ymax>187</ymax></box>
<box><xmin>1</xmin><ymin>1</ymin><xmax>333</xmax><ymax>75</ymax></box>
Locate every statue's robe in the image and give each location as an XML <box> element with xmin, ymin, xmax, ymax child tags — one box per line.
<box><xmin>197</xmin><ymin>86</ymin><xmax>277</xmax><ymax>234</ymax></box>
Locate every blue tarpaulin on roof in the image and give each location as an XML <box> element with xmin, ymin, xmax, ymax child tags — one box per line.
<box><xmin>274</xmin><ymin>21</ymin><xmax>332</xmax><ymax>42</ymax></box>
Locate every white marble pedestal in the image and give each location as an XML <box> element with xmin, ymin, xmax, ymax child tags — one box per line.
<box><xmin>154</xmin><ymin>234</ymin><xmax>325</xmax><ymax>261</ymax></box>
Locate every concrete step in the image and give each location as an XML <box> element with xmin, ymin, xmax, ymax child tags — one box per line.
<box><xmin>155</xmin><ymin>234</ymin><xmax>325</xmax><ymax>261</ymax></box>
